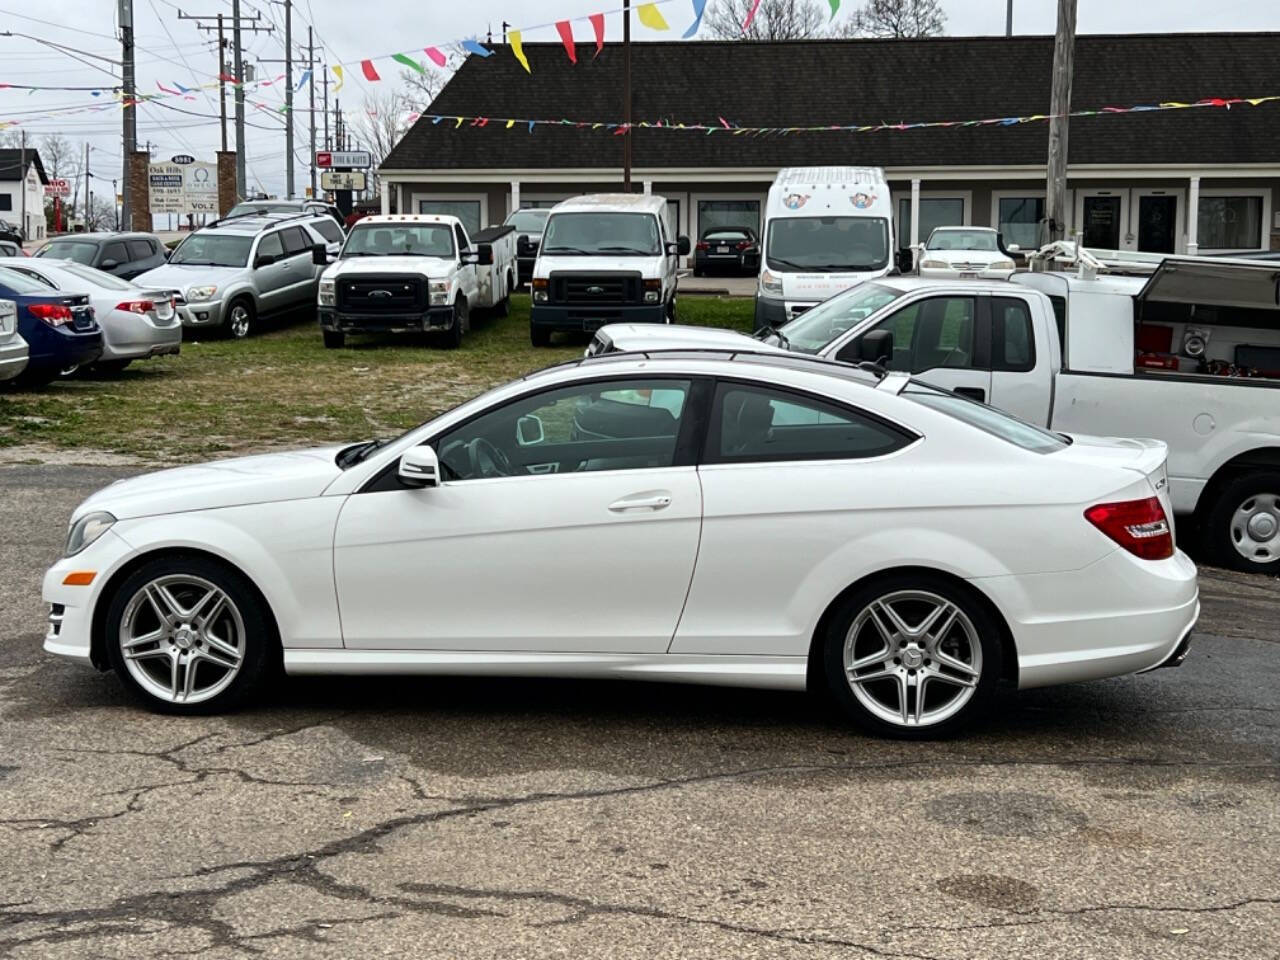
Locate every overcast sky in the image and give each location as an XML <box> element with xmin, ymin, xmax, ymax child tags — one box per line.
<box><xmin>3</xmin><ymin>0</ymin><xmax>1279</xmax><ymax>204</ymax></box>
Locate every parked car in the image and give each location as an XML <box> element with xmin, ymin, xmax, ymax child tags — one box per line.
<box><xmin>33</xmin><ymin>232</ymin><xmax>167</xmax><ymax>281</ymax></box>
<box><xmin>317</xmin><ymin>214</ymin><xmax>518</xmax><ymax>349</ymax></box>
<box><xmin>585</xmin><ymin>321</ymin><xmax>773</xmax><ymax>358</ymax></box>
<box><xmin>0</xmin><ymin>299</ymin><xmax>30</xmax><ymax>383</ymax></box>
<box><xmin>135</xmin><ymin>213</ymin><xmax>333</xmax><ymax>339</ymax></box>
<box><xmin>0</xmin><ymin>219</ymin><xmax>24</xmax><ymax>245</ymax></box>
<box><xmin>0</xmin><ymin>258</ymin><xmax>181</xmax><ymax>374</ymax></box>
<box><xmin>916</xmin><ymin>226</ymin><xmax>1017</xmax><ymax>279</ymax></box>
<box><xmin>503</xmin><ymin>207</ymin><xmax>550</xmax><ymax>284</ymax></box>
<box><xmin>530</xmin><ymin>193</ymin><xmax>689</xmax><ymax>346</ymax></box>
<box><xmin>227</xmin><ymin>198</ymin><xmax>345</xmax><ymax>232</ymax></box>
<box><xmin>43</xmin><ymin>350</ymin><xmax>1196</xmax><ymax>734</ymax></box>
<box><xmin>0</xmin><ymin>265</ymin><xmax>101</xmax><ymax>385</ymax></box>
<box><xmin>0</xmin><ymin>240</ymin><xmax>26</xmax><ymax>258</ymax></box>
<box><xmin>693</xmin><ymin>226</ymin><xmax>759</xmax><ymax>277</ymax></box>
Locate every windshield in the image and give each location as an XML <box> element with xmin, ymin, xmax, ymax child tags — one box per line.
<box><xmin>774</xmin><ymin>282</ymin><xmax>905</xmax><ymax>354</ymax></box>
<box><xmin>0</xmin><ymin>265</ymin><xmax>59</xmax><ymax>295</ymax></box>
<box><xmin>766</xmin><ymin>216</ymin><xmax>890</xmax><ymax>272</ymax></box>
<box><xmin>169</xmin><ymin>233</ymin><xmax>253</xmax><ymax>267</ymax></box>
<box><xmin>342</xmin><ymin>224</ymin><xmax>454</xmax><ymax>258</ymax></box>
<box><xmin>927</xmin><ymin>230</ymin><xmax>999</xmax><ymax>252</ymax></box>
<box><xmin>36</xmin><ymin>240</ymin><xmax>97</xmax><ymax>265</ymax></box>
<box><xmin>542</xmin><ymin>212</ymin><xmax>661</xmax><ymax>256</ymax></box>
<box><xmin>506</xmin><ymin>210</ymin><xmax>550</xmax><ymax>232</ymax></box>
<box><xmin>57</xmin><ymin>262</ymin><xmax>135</xmax><ymax>290</ymax></box>
<box><xmin>903</xmin><ymin>381</ymin><xmax>1067</xmax><ymax>453</ymax></box>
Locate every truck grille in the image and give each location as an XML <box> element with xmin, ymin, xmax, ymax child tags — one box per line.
<box><xmin>337</xmin><ymin>276</ymin><xmax>425</xmax><ymax>312</ymax></box>
<box><xmin>551</xmin><ymin>272</ymin><xmax>642</xmax><ymax>306</ymax></box>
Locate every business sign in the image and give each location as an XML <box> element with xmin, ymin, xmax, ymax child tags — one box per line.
<box><xmin>43</xmin><ymin>178</ymin><xmax>71</xmax><ymax>198</ymax></box>
<box><xmin>315</xmin><ymin>150</ymin><xmax>371</xmax><ymax>169</ymax></box>
<box><xmin>171</xmin><ymin>154</ymin><xmax>195</xmax><ymax>165</ymax></box>
<box><xmin>320</xmin><ymin>170</ymin><xmax>366</xmax><ymax>191</ymax></box>
<box><xmin>148</xmin><ymin>160</ymin><xmax>218</xmax><ymax>215</ymax></box>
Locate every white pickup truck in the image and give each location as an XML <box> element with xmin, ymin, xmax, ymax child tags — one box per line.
<box><xmin>595</xmin><ymin>257</ymin><xmax>1280</xmax><ymax>573</ymax></box>
<box><xmin>317</xmin><ymin>214</ymin><xmax>517</xmax><ymax>349</ymax></box>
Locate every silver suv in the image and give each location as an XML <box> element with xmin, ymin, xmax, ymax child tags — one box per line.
<box><xmin>136</xmin><ymin>213</ymin><xmax>337</xmax><ymax>339</ymax></box>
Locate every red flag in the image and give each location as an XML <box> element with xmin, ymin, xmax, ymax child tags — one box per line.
<box><xmin>590</xmin><ymin>13</ymin><xmax>605</xmax><ymax>57</ymax></box>
<box><xmin>556</xmin><ymin>20</ymin><xmax>577</xmax><ymax>64</ymax></box>
<box><xmin>360</xmin><ymin>59</ymin><xmax>380</xmax><ymax>81</ymax></box>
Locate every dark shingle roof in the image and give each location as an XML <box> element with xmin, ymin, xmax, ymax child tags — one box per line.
<box><xmin>382</xmin><ymin>33</ymin><xmax>1280</xmax><ymax>172</ymax></box>
<box><xmin>0</xmin><ymin>149</ymin><xmax>48</xmax><ymax>184</ymax></box>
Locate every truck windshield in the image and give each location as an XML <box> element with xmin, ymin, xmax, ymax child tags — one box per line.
<box><xmin>766</xmin><ymin>217</ymin><xmax>890</xmax><ymax>272</ymax></box>
<box><xmin>169</xmin><ymin>234</ymin><xmax>253</xmax><ymax>267</ymax></box>
<box><xmin>903</xmin><ymin>381</ymin><xmax>1068</xmax><ymax>453</ymax></box>
<box><xmin>342</xmin><ymin>224</ymin><xmax>454</xmax><ymax>258</ymax></box>
<box><xmin>542</xmin><ymin>213</ymin><xmax>661</xmax><ymax>256</ymax></box>
<box><xmin>773</xmin><ymin>282</ymin><xmax>904</xmax><ymax>354</ymax></box>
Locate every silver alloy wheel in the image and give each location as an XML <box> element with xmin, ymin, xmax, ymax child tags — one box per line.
<box><xmin>227</xmin><ymin>303</ymin><xmax>251</xmax><ymax>339</ymax></box>
<box><xmin>118</xmin><ymin>574</ymin><xmax>245</xmax><ymax>705</ymax></box>
<box><xmin>843</xmin><ymin>589</ymin><xmax>982</xmax><ymax>728</ymax></box>
<box><xmin>1230</xmin><ymin>492</ymin><xmax>1280</xmax><ymax>564</ymax></box>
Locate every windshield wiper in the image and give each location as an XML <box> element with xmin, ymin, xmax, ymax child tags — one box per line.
<box><xmin>172</xmin><ymin>260</ymin><xmax>217</xmax><ymax>266</ymax></box>
<box><xmin>341</xmin><ymin>251</ymin><xmax>380</xmax><ymax>257</ymax></box>
<box><xmin>543</xmin><ymin>246</ymin><xmax>591</xmax><ymax>255</ymax></box>
<box><xmin>767</xmin><ymin>257</ymin><xmax>807</xmax><ymax>270</ymax></box>
<box><xmin>337</xmin><ymin>439</ymin><xmax>389</xmax><ymax>468</ymax></box>
<box><xmin>596</xmin><ymin>245</ymin><xmax>656</xmax><ymax>255</ymax></box>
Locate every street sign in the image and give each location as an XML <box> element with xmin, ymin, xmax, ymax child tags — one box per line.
<box><xmin>148</xmin><ymin>160</ymin><xmax>218</xmax><ymax>215</ymax></box>
<box><xmin>43</xmin><ymin>178</ymin><xmax>71</xmax><ymax>198</ymax></box>
<box><xmin>171</xmin><ymin>154</ymin><xmax>195</xmax><ymax>165</ymax></box>
<box><xmin>315</xmin><ymin>150</ymin><xmax>371</xmax><ymax>169</ymax></box>
<box><xmin>320</xmin><ymin>170</ymin><xmax>367</xmax><ymax>191</ymax></box>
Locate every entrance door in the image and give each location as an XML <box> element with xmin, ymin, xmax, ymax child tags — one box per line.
<box><xmin>1081</xmin><ymin>195</ymin><xmax>1123</xmax><ymax>249</ymax></box>
<box><xmin>1138</xmin><ymin>194</ymin><xmax>1177</xmax><ymax>254</ymax></box>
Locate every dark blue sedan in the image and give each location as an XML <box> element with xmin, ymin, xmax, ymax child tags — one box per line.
<box><xmin>0</xmin><ymin>266</ymin><xmax>102</xmax><ymax>386</ymax></box>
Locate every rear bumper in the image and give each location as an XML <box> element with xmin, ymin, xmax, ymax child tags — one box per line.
<box><xmin>319</xmin><ymin>306</ymin><xmax>454</xmax><ymax>334</ymax></box>
<box><xmin>100</xmin><ymin>318</ymin><xmax>184</xmax><ymax>361</ymax></box>
<box><xmin>531</xmin><ymin>303</ymin><xmax>665</xmax><ymax>332</ymax></box>
<box><xmin>0</xmin><ymin>337</ymin><xmax>29</xmax><ymax>381</ymax></box>
<box><xmin>20</xmin><ymin>323</ymin><xmax>103</xmax><ymax>374</ymax></box>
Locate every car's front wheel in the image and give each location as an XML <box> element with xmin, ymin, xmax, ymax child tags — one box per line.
<box><xmin>821</xmin><ymin>574</ymin><xmax>1001</xmax><ymax>739</ymax></box>
<box><xmin>104</xmin><ymin>554</ymin><xmax>276</xmax><ymax>714</ymax></box>
<box><xmin>224</xmin><ymin>298</ymin><xmax>255</xmax><ymax>340</ymax></box>
<box><xmin>322</xmin><ymin>330</ymin><xmax>345</xmax><ymax>349</ymax></box>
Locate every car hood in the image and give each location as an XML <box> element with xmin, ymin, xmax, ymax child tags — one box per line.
<box><xmin>76</xmin><ymin>446</ymin><xmax>348</xmax><ymax>522</ymax></box>
<box><xmin>135</xmin><ymin>263</ymin><xmax>245</xmax><ymax>293</ymax></box>
<box><xmin>323</xmin><ymin>256</ymin><xmax>455</xmax><ymax>280</ymax></box>
<box><xmin>535</xmin><ymin>253</ymin><xmax>665</xmax><ymax>276</ymax></box>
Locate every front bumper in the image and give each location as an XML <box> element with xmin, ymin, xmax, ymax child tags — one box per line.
<box><xmin>919</xmin><ymin>266</ymin><xmax>1016</xmax><ymax>281</ymax></box>
<box><xmin>42</xmin><ymin>527</ymin><xmax>139</xmax><ymax>667</ymax></box>
<box><xmin>531</xmin><ymin>302</ymin><xmax>665</xmax><ymax>332</ymax></box>
<box><xmin>319</xmin><ymin>306</ymin><xmax>455</xmax><ymax>334</ymax></box>
<box><xmin>176</xmin><ymin>299</ymin><xmax>225</xmax><ymax>328</ymax></box>
<box><xmin>0</xmin><ymin>336</ymin><xmax>29</xmax><ymax>381</ymax></box>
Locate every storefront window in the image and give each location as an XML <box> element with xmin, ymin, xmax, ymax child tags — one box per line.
<box><xmin>1197</xmin><ymin>196</ymin><xmax>1263</xmax><ymax>250</ymax></box>
<box><xmin>997</xmin><ymin>197</ymin><xmax>1045</xmax><ymax>250</ymax></box>
<box><xmin>417</xmin><ymin>199</ymin><xmax>482</xmax><ymax>235</ymax></box>
<box><xmin>697</xmin><ymin>200</ymin><xmax>759</xmax><ymax>239</ymax></box>
<box><xmin>897</xmin><ymin>198</ymin><xmax>965</xmax><ymax>249</ymax></box>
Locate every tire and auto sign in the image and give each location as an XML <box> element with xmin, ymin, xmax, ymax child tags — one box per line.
<box><xmin>320</xmin><ymin>171</ymin><xmax>367</xmax><ymax>191</ymax></box>
<box><xmin>148</xmin><ymin>160</ymin><xmax>219</xmax><ymax>215</ymax></box>
<box><xmin>315</xmin><ymin>150</ymin><xmax>372</xmax><ymax>169</ymax></box>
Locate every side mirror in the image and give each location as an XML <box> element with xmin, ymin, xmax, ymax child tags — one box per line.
<box><xmin>1006</xmin><ymin>243</ymin><xmax>1021</xmax><ymax>253</ymax></box>
<box><xmin>254</xmin><ymin>254</ymin><xmax>276</xmax><ymax>269</ymax></box>
<box><xmin>675</xmin><ymin>235</ymin><xmax>691</xmax><ymax>257</ymax></box>
<box><xmin>895</xmin><ymin>249</ymin><xmax>915</xmax><ymax>274</ymax></box>
<box><xmin>164</xmin><ymin>250</ymin><xmax>172</xmax><ymax>261</ymax></box>
<box><xmin>516</xmin><ymin>414</ymin><xmax>545</xmax><ymax>447</ymax></box>
<box><xmin>858</xmin><ymin>329</ymin><xmax>894</xmax><ymax>366</ymax></box>
<box><xmin>100</xmin><ymin>258</ymin><xmax>120</xmax><ymax>271</ymax></box>
<box><xmin>311</xmin><ymin>243</ymin><xmax>327</xmax><ymax>266</ymax></box>
<box><xmin>398</xmin><ymin>445</ymin><xmax>440</xmax><ymax>489</ymax></box>
<box><xmin>476</xmin><ymin>243</ymin><xmax>494</xmax><ymax>266</ymax></box>
<box><xmin>460</xmin><ymin>251</ymin><xmax>479</xmax><ymax>266</ymax></box>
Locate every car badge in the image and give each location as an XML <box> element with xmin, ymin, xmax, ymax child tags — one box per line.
<box><xmin>783</xmin><ymin>193</ymin><xmax>809</xmax><ymax>210</ymax></box>
<box><xmin>369</xmin><ymin>289</ymin><xmax>392</xmax><ymax>299</ymax></box>
<box><xmin>586</xmin><ymin>285</ymin><xmax>605</xmax><ymax>295</ymax></box>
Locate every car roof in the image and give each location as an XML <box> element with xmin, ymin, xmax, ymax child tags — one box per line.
<box><xmin>774</xmin><ymin>166</ymin><xmax>886</xmax><ymax>186</ymax></box>
<box><xmin>46</xmin><ymin>232</ymin><xmax>155</xmax><ymax>243</ymax></box>
<box><xmin>930</xmin><ymin>225</ymin><xmax>996</xmax><ymax>232</ymax></box>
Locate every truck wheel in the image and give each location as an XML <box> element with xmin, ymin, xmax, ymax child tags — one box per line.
<box><xmin>224</xmin><ymin>298</ymin><xmax>255</xmax><ymax>340</ymax></box>
<box><xmin>441</xmin><ymin>299</ymin><xmax>466</xmax><ymax>350</ymax></box>
<box><xmin>530</xmin><ymin>325</ymin><xmax>551</xmax><ymax>347</ymax></box>
<box><xmin>1206</xmin><ymin>471</ymin><xmax>1280</xmax><ymax>573</ymax></box>
<box><xmin>322</xmin><ymin>331</ymin><xmax>345</xmax><ymax>349</ymax></box>
<box><xmin>665</xmin><ymin>296</ymin><xmax>677</xmax><ymax>324</ymax></box>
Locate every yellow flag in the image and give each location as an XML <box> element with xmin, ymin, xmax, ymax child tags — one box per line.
<box><xmin>510</xmin><ymin>30</ymin><xmax>531</xmax><ymax>73</ymax></box>
<box><xmin>637</xmin><ymin>3</ymin><xmax>669</xmax><ymax>29</ymax></box>
<box><xmin>331</xmin><ymin>65</ymin><xmax>344</xmax><ymax>93</ymax></box>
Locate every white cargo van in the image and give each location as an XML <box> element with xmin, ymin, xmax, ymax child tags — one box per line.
<box><xmin>756</xmin><ymin>167</ymin><xmax>896</xmax><ymax>329</ymax></box>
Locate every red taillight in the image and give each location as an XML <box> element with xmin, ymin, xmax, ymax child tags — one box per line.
<box><xmin>735</xmin><ymin>240</ymin><xmax>752</xmax><ymax>250</ymax></box>
<box><xmin>695</xmin><ymin>242</ymin><xmax>709</xmax><ymax>251</ymax></box>
<box><xmin>28</xmin><ymin>302</ymin><xmax>73</xmax><ymax>326</ymax></box>
<box><xmin>115</xmin><ymin>300</ymin><xmax>155</xmax><ymax>315</ymax></box>
<box><xmin>1084</xmin><ymin>496</ymin><xmax>1174</xmax><ymax>560</ymax></box>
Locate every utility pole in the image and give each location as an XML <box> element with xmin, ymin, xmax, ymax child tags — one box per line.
<box><xmin>1044</xmin><ymin>0</ymin><xmax>1076</xmax><ymax>244</ymax></box>
<box><xmin>623</xmin><ymin>0</ymin><xmax>631</xmax><ymax>191</ymax></box>
<box><xmin>84</xmin><ymin>143</ymin><xmax>91</xmax><ymax>230</ymax></box>
<box><xmin>232</xmin><ymin>0</ymin><xmax>246</xmax><ymax>198</ymax></box>
<box><xmin>18</xmin><ymin>130</ymin><xmax>25</xmax><ymax>240</ymax></box>
<box><xmin>217</xmin><ymin>15</ymin><xmax>227</xmax><ymax>150</ymax></box>
<box><xmin>1006</xmin><ymin>0</ymin><xmax>1014</xmax><ymax>36</ymax></box>
<box><xmin>322</xmin><ymin>64</ymin><xmax>329</xmax><ymax>150</ymax></box>
<box><xmin>119</xmin><ymin>0</ymin><xmax>137</xmax><ymax>230</ymax></box>
<box><xmin>284</xmin><ymin>0</ymin><xmax>293</xmax><ymax>197</ymax></box>
<box><xmin>308</xmin><ymin>27</ymin><xmax>316</xmax><ymax>197</ymax></box>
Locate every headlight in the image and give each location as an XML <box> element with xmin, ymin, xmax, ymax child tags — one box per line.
<box><xmin>319</xmin><ymin>279</ymin><xmax>335</xmax><ymax>306</ymax></box>
<box><xmin>186</xmin><ymin>285</ymin><xmax>217</xmax><ymax>302</ymax></box>
<box><xmin>532</xmin><ymin>278</ymin><xmax>549</xmax><ymax>303</ymax></box>
<box><xmin>643</xmin><ymin>278</ymin><xmax>661</xmax><ymax>303</ymax></box>
<box><xmin>991</xmin><ymin>259</ymin><xmax>1016</xmax><ymax>271</ymax></box>
<box><xmin>429</xmin><ymin>280</ymin><xmax>450</xmax><ymax>306</ymax></box>
<box><xmin>65</xmin><ymin>511</ymin><xmax>115</xmax><ymax>557</ymax></box>
<box><xmin>760</xmin><ymin>270</ymin><xmax>783</xmax><ymax>296</ymax></box>
<box><xmin>920</xmin><ymin>259</ymin><xmax>948</xmax><ymax>269</ymax></box>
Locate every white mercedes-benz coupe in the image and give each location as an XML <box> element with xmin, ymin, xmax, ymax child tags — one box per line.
<box><xmin>43</xmin><ymin>350</ymin><xmax>1198</xmax><ymax>737</ymax></box>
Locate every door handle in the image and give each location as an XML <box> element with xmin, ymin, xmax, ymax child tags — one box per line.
<box><xmin>955</xmin><ymin>386</ymin><xmax>986</xmax><ymax>402</ymax></box>
<box><xmin>608</xmin><ymin>493</ymin><xmax>672</xmax><ymax>512</ymax></box>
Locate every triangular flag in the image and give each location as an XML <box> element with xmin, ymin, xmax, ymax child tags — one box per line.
<box><xmin>392</xmin><ymin>53</ymin><xmax>424</xmax><ymax>74</ymax></box>
<box><xmin>743</xmin><ymin>0</ymin><xmax>763</xmax><ymax>31</ymax></box>
<box><xmin>462</xmin><ymin>39</ymin><xmax>493</xmax><ymax>58</ymax></box>
<box><xmin>331</xmin><ymin>65</ymin><xmax>344</xmax><ymax>92</ymax></box>
<box><xmin>590</xmin><ymin>13</ymin><xmax>606</xmax><ymax>56</ymax></box>
<box><xmin>637</xmin><ymin>3</ymin><xmax>669</xmax><ymax>29</ymax></box>
<box><xmin>361</xmin><ymin>59</ymin><xmax>380</xmax><ymax>81</ymax></box>
<box><xmin>683</xmin><ymin>0</ymin><xmax>708</xmax><ymax>38</ymax></box>
<box><xmin>555</xmin><ymin>20</ymin><xmax>576</xmax><ymax>64</ymax></box>
<box><xmin>509</xmin><ymin>30</ymin><xmax>531</xmax><ymax>73</ymax></box>
<box><xmin>295</xmin><ymin>69</ymin><xmax>311</xmax><ymax>92</ymax></box>
<box><xmin>828</xmin><ymin>0</ymin><xmax>840</xmax><ymax>16</ymax></box>
<box><xmin>506</xmin><ymin>119</ymin><xmax>515</xmax><ymax>128</ymax></box>
<box><xmin>174</xmin><ymin>82</ymin><xmax>194</xmax><ymax>94</ymax></box>
<box><xmin>425</xmin><ymin>46</ymin><xmax>447</xmax><ymax>67</ymax></box>
<box><xmin>157</xmin><ymin>81</ymin><xmax>180</xmax><ymax>95</ymax></box>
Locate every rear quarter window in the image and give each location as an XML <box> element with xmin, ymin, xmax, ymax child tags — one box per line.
<box><xmin>903</xmin><ymin>381</ymin><xmax>1067</xmax><ymax>454</ymax></box>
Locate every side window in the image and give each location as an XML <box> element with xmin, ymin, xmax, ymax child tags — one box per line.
<box><xmin>313</xmin><ymin>220</ymin><xmax>342</xmax><ymax>244</ymax></box>
<box><xmin>1048</xmin><ymin>294</ymin><xmax>1067</xmax><ymax>361</ymax></box>
<box><xmin>991</xmin><ymin>297</ymin><xmax>1036</xmax><ymax>372</ymax></box>
<box><xmin>101</xmin><ymin>241</ymin><xmax>128</xmax><ymax>266</ymax></box>
<box><xmin>280</xmin><ymin>227</ymin><xmax>310</xmax><ymax>256</ymax></box>
<box><xmin>435</xmin><ymin>378</ymin><xmax>693</xmax><ymax>481</ymax></box>
<box><xmin>708</xmin><ymin>383</ymin><xmax>914</xmax><ymax>463</ymax></box>
<box><xmin>870</xmin><ymin>296</ymin><xmax>976</xmax><ymax>373</ymax></box>
<box><xmin>126</xmin><ymin>239</ymin><xmax>154</xmax><ymax>261</ymax></box>
<box><xmin>256</xmin><ymin>231</ymin><xmax>284</xmax><ymax>261</ymax></box>
<box><xmin>454</xmin><ymin>225</ymin><xmax>469</xmax><ymax>252</ymax></box>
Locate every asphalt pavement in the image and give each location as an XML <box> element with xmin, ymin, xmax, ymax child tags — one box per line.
<box><xmin>1</xmin><ymin>465</ymin><xmax>1277</xmax><ymax>959</ymax></box>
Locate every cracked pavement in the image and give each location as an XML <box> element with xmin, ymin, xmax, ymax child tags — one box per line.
<box><xmin>1</xmin><ymin>465</ymin><xmax>1277</xmax><ymax>959</ymax></box>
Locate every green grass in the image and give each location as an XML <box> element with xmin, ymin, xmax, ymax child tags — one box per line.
<box><xmin>0</xmin><ymin>295</ymin><xmax>755</xmax><ymax>462</ymax></box>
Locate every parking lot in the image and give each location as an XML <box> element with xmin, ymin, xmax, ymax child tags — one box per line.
<box><xmin>1</xmin><ymin>460</ymin><xmax>1277</xmax><ymax>958</ymax></box>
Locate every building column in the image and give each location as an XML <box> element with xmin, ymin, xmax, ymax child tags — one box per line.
<box><xmin>642</xmin><ymin>180</ymin><xmax>652</xmax><ymax>196</ymax></box>
<box><xmin>380</xmin><ymin>188</ymin><xmax>391</xmax><ymax>215</ymax></box>
<box><xmin>909</xmin><ymin>178</ymin><xmax>922</xmax><ymax>266</ymax></box>
<box><xmin>510</xmin><ymin>180</ymin><xmax>521</xmax><ymax>215</ymax></box>
<box><xmin>1186</xmin><ymin>176</ymin><xmax>1201</xmax><ymax>255</ymax></box>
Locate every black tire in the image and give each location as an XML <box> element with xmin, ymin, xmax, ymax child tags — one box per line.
<box><xmin>92</xmin><ymin>359</ymin><xmax>132</xmax><ymax>375</ymax></box>
<box><xmin>665</xmin><ymin>296</ymin><xmax>678</xmax><ymax>324</ymax></box>
<box><xmin>1205</xmin><ymin>470</ymin><xmax>1280</xmax><ymax>573</ymax></box>
<box><xmin>820</xmin><ymin>572</ymin><xmax>1002</xmax><ymax>740</ymax></box>
<box><xmin>223</xmin><ymin>297</ymin><xmax>255</xmax><ymax>340</ymax></box>
<box><xmin>322</xmin><ymin>330</ymin><xmax>346</xmax><ymax>349</ymax></box>
<box><xmin>530</xmin><ymin>325</ymin><xmax>551</xmax><ymax>347</ymax></box>
<box><xmin>12</xmin><ymin>367</ymin><xmax>58</xmax><ymax>389</ymax></box>
<box><xmin>441</xmin><ymin>298</ymin><xmax>466</xmax><ymax>349</ymax></box>
<box><xmin>104</xmin><ymin>553</ymin><xmax>277</xmax><ymax>715</ymax></box>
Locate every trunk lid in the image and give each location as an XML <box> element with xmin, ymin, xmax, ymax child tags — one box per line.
<box><xmin>1055</xmin><ymin>433</ymin><xmax>1174</xmax><ymax>522</ymax></box>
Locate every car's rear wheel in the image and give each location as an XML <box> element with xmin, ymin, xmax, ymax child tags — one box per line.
<box><xmin>1206</xmin><ymin>471</ymin><xmax>1280</xmax><ymax>573</ymax></box>
<box><xmin>104</xmin><ymin>555</ymin><xmax>276</xmax><ymax>715</ymax></box>
<box><xmin>821</xmin><ymin>574</ymin><xmax>1001</xmax><ymax>739</ymax></box>
<box><xmin>224</xmin><ymin>298</ymin><xmax>254</xmax><ymax>340</ymax></box>
<box><xmin>322</xmin><ymin>330</ymin><xmax>345</xmax><ymax>349</ymax></box>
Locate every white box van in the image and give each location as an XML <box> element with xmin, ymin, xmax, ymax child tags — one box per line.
<box><xmin>756</xmin><ymin>167</ymin><xmax>896</xmax><ymax>329</ymax></box>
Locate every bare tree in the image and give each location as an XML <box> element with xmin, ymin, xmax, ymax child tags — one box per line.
<box><xmin>704</xmin><ymin>0</ymin><xmax>832</xmax><ymax>40</ymax></box>
<box><xmin>838</xmin><ymin>0</ymin><xmax>946</xmax><ymax>38</ymax></box>
<box><xmin>353</xmin><ymin>88</ymin><xmax>417</xmax><ymax>196</ymax></box>
<box><xmin>39</xmin><ymin>134</ymin><xmax>73</xmax><ymax>179</ymax></box>
<box><xmin>398</xmin><ymin>44</ymin><xmax>465</xmax><ymax>111</ymax></box>
<box><xmin>0</xmin><ymin>129</ymin><xmax>22</xmax><ymax>148</ymax></box>
<box><xmin>85</xmin><ymin>195</ymin><xmax>118</xmax><ymax>231</ymax></box>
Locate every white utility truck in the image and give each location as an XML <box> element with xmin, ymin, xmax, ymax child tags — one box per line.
<box><xmin>317</xmin><ymin>214</ymin><xmax>517</xmax><ymax>349</ymax></box>
<box><xmin>529</xmin><ymin>194</ymin><xmax>689</xmax><ymax>347</ymax></box>
<box><xmin>756</xmin><ymin>166</ymin><xmax>896</xmax><ymax>329</ymax></box>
